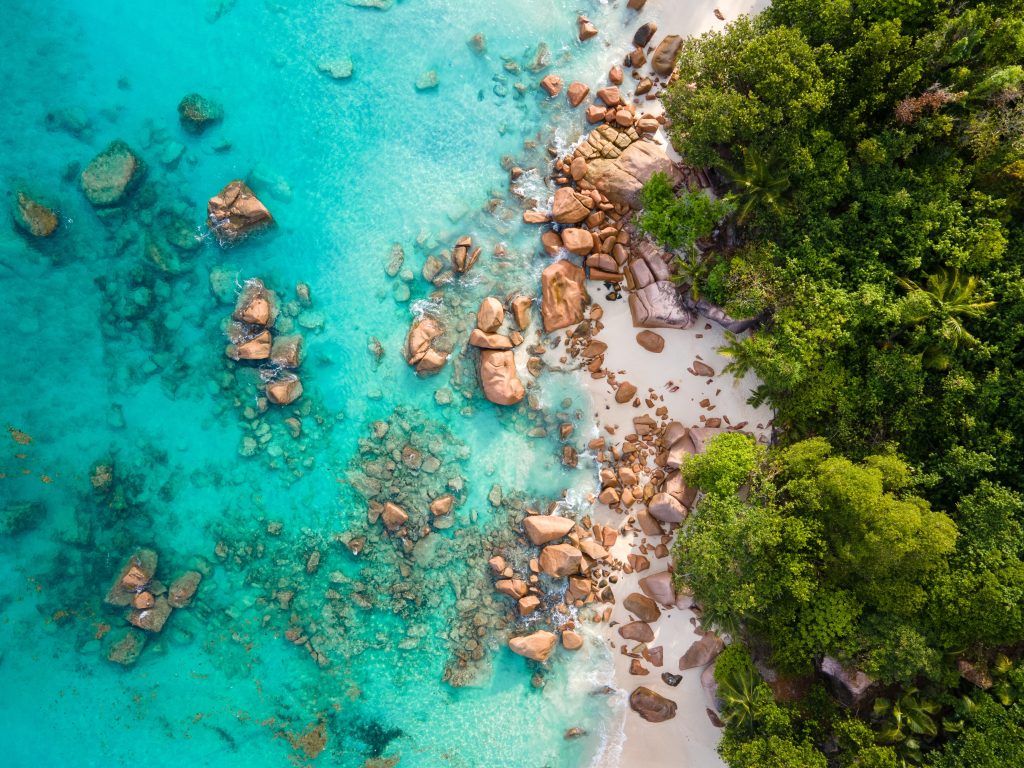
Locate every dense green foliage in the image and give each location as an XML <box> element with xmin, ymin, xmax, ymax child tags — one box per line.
<box><xmin>661</xmin><ymin>2</ymin><xmax>1024</xmax><ymax>763</ymax></box>
<box><xmin>636</xmin><ymin>171</ymin><xmax>734</xmax><ymax>252</ymax></box>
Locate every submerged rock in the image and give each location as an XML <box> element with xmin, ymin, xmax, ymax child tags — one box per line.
<box><xmin>207</xmin><ymin>181</ymin><xmax>274</xmax><ymax>244</ymax></box>
<box><xmin>106</xmin><ymin>627</ymin><xmax>147</xmax><ymax>666</ymax></box>
<box><xmin>81</xmin><ymin>140</ymin><xmax>144</xmax><ymax>206</ymax></box>
<box><xmin>128</xmin><ymin>595</ymin><xmax>173</xmax><ymax>633</ymax></box>
<box><xmin>317</xmin><ymin>56</ymin><xmax>354</xmax><ymax>80</ymax></box>
<box><xmin>105</xmin><ymin>549</ymin><xmax>158</xmax><ymax>606</ymax></box>
<box><xmin>227</xmin><ymin>329</ymin><xmax>272</xmax><ymax>360</ymax></box>
<box><xmin>177</xmin><ymin>93</ymin><xmax>224</xmax><ymax>134</ymax></box>
<box><xmin>271</xmin><ymin>334</ymin><xmax>303</xmax><ymax>368</ymax></box>
<box><xmin>415</xmin><ymin>70</ymin><xmax>439</xmax><ymax>90</ymax></box>
<box><xmin>0</xmin><ymin>501</ymin><xmax>45</xmax><ymax>536</ymax></box>
<box><xmin>11</xmin><ymin>188</ymin><xmax>58</xmax><ymax>237</ymax></box>
<box><xmin>167</xmin><ymin>571</ymin><xmax>202</xmax><ymax>608</ymax></box>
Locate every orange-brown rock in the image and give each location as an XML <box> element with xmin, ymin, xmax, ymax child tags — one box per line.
<box><xmin>523</xmin><ymin>515</ymin><xmax>575</xmax><ymax>545</ymax></box>
<box><xmin>540</xmin><ymin>74</ymin><xmax>563</xmax><ymax>97</ymax></box>
<box><xmin>567</xmin><ymin>82</ymin><xmax>590</xmax><ymax>108</ymax></box>
<box><xmin>624</xmin><ymin>593</ymin><xmax>662</xmax><ymax>623</ymax></box>
<box><xmin>541</xmin><ymin>260</ymin><xmax>588</xmax><ymax>332</ymax></box>
<box><xmin>382</xmin><ymin>502</ymin><xmax>409</xmax><ymax>531</ymax></box>
<box><xmin>630</xmin><ymin>687</ymin><xmax>677</xmax><ymax>722</ymax></box>
<box><xmin>105</xmin><ymin>549</ymin><xmax>158</xmax><ymax>606</ymax></box>
<box><xmin>636</xmin><ymin>330</ymin><xmax>665</xmax><ymax>352</ymax></box>
<box><xmin>271</xmin><ymin>334</ymin><xmax>303</xmax><ymax>368</ymax></box>
<box><xmin>167</xmin><ymin>571</ymin><xmax>203</xmax><ymax>608</ymax></box>
<box><xmin>207</xmin><ymin>181</ymin><xmax>273</xmax><ymax>244</ymax></box>
<box><xmin>562</xmin><ymin>630</ymin><xmax>584</xmax><ymax>650</ymax></box>
<box><xmin>552</xmin><ymin>187</ymin><xmax>590</xmax><ymax>224</ymax></box>
<box><xmin>509</xmin><ymin>630</ymin><xmax>557</xmax><ymax>661</ymax></box>
<box><xmin>228</xmin><ymin>330</ymin><xmax>272</xmax><ymax>360</ymax></box>
<box><xmin>469</xmin><ymin>329</ymin><xmax>513</xmax><ymax>350</ymax></box>
<box><xmin>561</xmin><ymin>228</ymin><xmax>594</xmax><ymax>256</ymax></box>
<box><xmin>477</xmin><ymin>297</ymin><xmax>505</xmax><ymax>333</ymax></box>
<box><xmin>266</xmin><ymin>375</ymin><xmax>303</xmax><ymax>405</ymax></box>
<box><xmin>127</xmin><ymin>595</ymin><xmax>173</xmax><ymax>633</ymax></box>
<box><xmin>539</xmin><ymin>543</ymin><xmax>583</xmax><ymax>577</ymax></box>
<box><xmin>510</xmin><ymin>295</ymin><xmax>532</xmax><ymax>330</ymax></box>
<box><xmin>479</xmin><ymin>349</ymin><xmax>525</xmax><ymax>405</ymax></box>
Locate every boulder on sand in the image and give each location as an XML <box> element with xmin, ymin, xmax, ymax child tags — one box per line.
<box><xmin>510</xmin><ymin>295</ymin><xmax>532</xmax><ymax>330</ymax></box>
<box><xmin>651</xmin><ymin>35</ymin><xmax>684</xmax><ymax>76</ymax></box>
<box><xmin>509</xmin><ymin>630</ymin><xmax>558</xmax><ymax>662</ymax></box>
<box><xmin>523</xmin><ymin>515</ymin><xmax>575</xmax><ymax>545</ymax></box>
<box><xmin>618</xmin><ymin>620</ymin><xmax>655</xmax><ymax>643</ymax></box>
<box><xmin>177</xmin><ymin>93</ymin><xmax>224</xmax><ymax>134</ymax></box>
<box><xmin>630</xmin><ymin>687</ymin><xmax>677</xmax><ymax>722</ymax></box>
<box><xmin>479</xmin><ymin>349</ymin><xmax>525</xmax><ymax>405</ymax></box>
<box><xmin>539</xmin><ymin>543</ymin><xmax>583</xmax><ymax>577</ymax></box>
<box><xmin>638</xmin><ymin>570</ymin><xmax>678</xmax><ymax>607</ymax></box>
<box><xmin>207</xmin><ymin>181</ymin><xmax>274</xmax><ymax>244</ymax></box>
<box><xmin>541</xmin><ymin>260</ymin><xmax>588</xmax><ymax>332</ymax></box>
<box><xmin>81</xmin><ymin>140</ymin><xmax>145</xmax><ymax>207</ymax></box>
<box><xmin>629</xmin><ymin>281</ymin><xmax>695</xmax><ymax>329</ymax></box>
<box><xmin>679</xmin><ymin>632</ymin><xmax>725</xmax><ymax>670</ymax></box>
<box><xmin>623</xmin><ymin>592</ymin><xmax>662</xmax><ymax>623</ymax></box>
<box><xmin>647</xmin><ymin>492</ymin><xmax>687</xmax><ymax>524</ymax></box>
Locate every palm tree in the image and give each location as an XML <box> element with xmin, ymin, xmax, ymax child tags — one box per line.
<box><xmin>670</xmin><ymin>252</ymin><xmax>709</xmax><ymax>300</ymax></box>
<box><xmin>897</xmin><ymin>268</ymin><xmax>996</xmax><ymax>368</ymax></box>
<box><xmin>717</xmin><ymin>661</ymin><xmax>760</xmax><ymax>735</ymax></box>
<box><xmin>720</xmin><ymin>147</ymin><xmax>791</xmax><ymax>224</ymax></box>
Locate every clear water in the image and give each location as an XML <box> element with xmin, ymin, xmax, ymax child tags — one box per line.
<box><xmin>0</xmin><ymin>0</ymin><xmax>638</xmax><ymax>765</ymax></box>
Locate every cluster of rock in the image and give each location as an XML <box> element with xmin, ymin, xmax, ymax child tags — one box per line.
<box><xmin>223</xmin><ymin>277</ymin><xmax>305</xmax><ymax>406</ymax></box>
<box><xmin>103</xmin><ymin>548</ymin><xmax>202</xmax><ymax>665</ymax></box>
<box><xmin>470</xmin><ymin>295</ymin><xmax>534</xmax><ymax>405</ymax></box>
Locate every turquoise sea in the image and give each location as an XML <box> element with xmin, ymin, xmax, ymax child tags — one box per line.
<box><xmin>0</xmin><ymin>0</ymin><xmax>643</xmax><ymax>765</ymax></box>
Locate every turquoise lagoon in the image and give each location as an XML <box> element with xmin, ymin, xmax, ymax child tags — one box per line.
<box><xmin>0</xmin><ymin>0</ymin><xmax>640</xmax><ymax>765</ymax></box>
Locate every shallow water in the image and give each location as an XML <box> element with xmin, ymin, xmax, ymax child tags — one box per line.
<box><xmin>0</xmin><ymin>0</ymin><xmax>641</xmax><ymax>765</ymax></box>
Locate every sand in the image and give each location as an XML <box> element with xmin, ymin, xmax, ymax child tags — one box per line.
<box><xmin>584</xmin><ymin>1</ymin><xmax>773</xmax><ymax>766</ymax></box>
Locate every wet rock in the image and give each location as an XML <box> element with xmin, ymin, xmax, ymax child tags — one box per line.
<box><xmin>519</xmin><ymin>595</ymin><xmax>541</xmax><ymax>616</ymax></box>
<box><xmin>382</xmin><ymin>502</ymin><xmax>408</xmax><ymax>531</ymax></box>
<box><xmin>578</xmin><ymin>16</ymin><xmax>598</xmax><ymax>41</ymax></box>
<box><xmin>652</xmin><ymin>35</ymin><xmax>684</xmax><ymax>75</ymax></box>
<box><xmin>106</xmin><ymin>549</ymin><xmax>158</xmax><ymax>606</ymax></box>
<box><xmin>623</xmin><ymin>593</ymin><xmax>661</xmax><ymax>623</ymax></box>
<box><xmin>81</xmin><ymin>140</ymin><xmax>144</xmax><ymax>206</ymax></box>
<box><xmin>106</xmin><ymin>627</ymin><xmax>146</xmax><ymax>666</ymax></box>
<box><xmin>539</xmin><ymin>543</ymin><xmax>583</xmax><ymax>577</ymax></box>
<box><xmin>496</xmin><ymin>579</ymin><xmax>528</xmax><ymax>599</ymax></box>
<box><xmin>167</xmin><ymin>571</ymin><xmax>202</xmax><ymax>608</ymax></box>
<box><xmin>618</xmin><ymin>621</ymin><xmax>654</xmax><ymax>643</ymax></box>
<box><xmin>476</xmin><ymin>297</ymin><xmax>505</xmax><ymax>333</ymax></box>
<box><xmin>636</xmin><ymin>330</ymin><xmax>665</xmax><ymax>353</ymax></box>
<box><xmin>232</xmin><ymin>278</ymin><xmax>276</xmax><ymax>326</ymax></box>
<box><xmin>630</xmin><ymin>687</ymin><xmax>677</xmax><ymax>722</ymax></box>
<box><xmin>509</xmin><ymin>630</ymin><xmax>558</xmax><ymax>662</ymax></box>
<box><xmin>132</xmin><ymin>591</ymin><xmax>155</xmax><ymax>609</ymax></box>
<box><xmin>11</xmin><ymin>188</ymin><xmax>58</xmax><ymax>237</ymax></box>
<box><xmin>128</xmin><ymin>595</ymin><xmax>173</xmax><ymax>633</ymax></box>
<box><xmin>468</xmin><ymin>33</ymin><xmax>486</xmax><ymax>53</ymax></box>
<box><xmin>430</xmin><ymin>495</ymin><xmax>454</xmax><ymax>516</ymax></box>
<box><xmin>405</xmin><ymin>316</ymin><xmax>449</xmax><ymax>376</ymax></box>
<box><xmin>679</xmin><ymin>632</ymin><xmax>725</xmax><ymax>670</ymax></box>
<box><xmin>469</xmin><ymin>329</ymin><xmax>513</xmax><ymax>350</ymax></box>
<box><xmin>316</xmin><ymin>56</ymin><xmax>354</xmax><ymax>80</ymax></box>
<box><xmin>207</xmin><ymin>181</ymin><xmax>274</xmax><ymax>244</ymax></box>
<box><xmin>177</xmin><ymin>93</ymin><xmax>224</xmax><ymax>134</ymax></box>
<box><xmin>662</xmin><ymin>672</ymin><xmax>682</xmax><ymax>687</ymax></box>
<box><xmin>271</xmin><ymin>334</ymin><xmax>304</xmax><ymax>368</ymax></box>
<box><xmin>633</xmin><ymin>22</ymin><xmax>658</xmax><ymax>48</ymax></box>
<box><xmin>523</xmin><ymin>515</ymin><xmax>575</xmax><ymax>545</ymax></box>
<box><xmin>562</xmin><ymin>630</ymin><xmax>584</xmax><ymax>651</ymax></box>
<box><xmin>540</xmin><ymin>74</ymin><xmax>563</xmax><ymax>97</ymax></box>
<box><xmin>564</xmin><ymin>726</ymin><xmax>586</xmax><ymax>739</ymax></box>
<box><xmin>510</xmin><ymin>295</ymin><xmax>532</xmax><ymax>330</ymax></box>
<box><xmin>479</xmin><ymin>349</ymin><xmax>525</xmax><ymax>405</ymax></box>
<box><xmin>451</xmin><ymin>235</ymin><xmax>480</xmax><ymax>273</ymax></box>
<box><xmin>648</xmin><ymin>493</ymin><xmax>686</xmax><ymax>524</ymax></box>
<box><xmin>541</xmin><ymin>260</ymin><xmax>588</xmax><ymax>332</ymax></box>
<box><xmin>566</xmin><ymin>82</ymin><xmax>589</xmax><ymax>108</ymax></box>
<box><xmin>227</xmin><ymin>329</ymin><xmax>272</xmax><ymax>360</ymax></box>
<box><xmin>266</xmin><ymin>374</ymin><xmax>303</xmax><ymax>405</ymax></box>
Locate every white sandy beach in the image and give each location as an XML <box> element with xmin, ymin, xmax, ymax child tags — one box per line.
<box><xmin>584</xmin><ymin>1</ymin><xmax>771</xmax><ymax>766</ymax></box>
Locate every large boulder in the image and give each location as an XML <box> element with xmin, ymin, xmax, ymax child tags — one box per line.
<box><xmin>619</xmin><ymin>620</ymin><xmax>655</xmax><ymax>642</ymax></box>
<box><xmin>406</xmin><ymin>317</ymin><xmax>449</xmax><ymax>376</ymax></box>
<box><xmin>81</xmin><ymin>140</ymin><xmax>144</xmax><ymax>207</ymax></box>
<box><xmin>232</xmin><ymin>278</ymin><xmax>276</xmax><ymax>326</ymax></box>
<box><xmin>266</xmin><ymin>375</ymin><xmax>303</xmax><ymax>405</ymax></box>
<box><xmin>638</xmin><ymin>570</ymin><xmax>677</xmax><ymax>607</ymax></box>
<box><xmin>271</xmin><ymin>334</ymin><xmax>303</xmax><ymax>368</ymax></box>
<box><xmin>177</xmin><ymin>93</ymin><xmax>224</xmax><ymax>134</ymax></box>
<box><xmin>630</xmin><ymin>687</ymin><xmax>677</xmax><ymax>722</ymax></box>
<box><xmin>510</xmin><ymin>295</ymin><xmax>532</xmax><ymax>330</ymax></box>
<box><xmin>584</xmin><ymin>141</ymin><xmax>681</xmax><ymax>208</ymax></box>
<box><xmin>552</xmin><ymin>187</ymin><xmax>590</xmax><ymax>224</ymax></box>
<box><xmin>539</xmin><ymin>543</ymin><xmax>583</xmax><ymax>577</ymax></box>
<box><xmin>479</xmin><ymin>349</ymin><xmax>525</xmax><ymax>405</ymax></box>
<box><xmin>651</xmin><ymin>35</ymin><xmax>684</xmax><ymax>76</ymax></box>
<box><xmin>623</xmin><ymin>593</ymin><xmax>662</xmax><ymax>623</ymax></box>
<box><xmin>127</xmin><ymin>595</ymin><xmax>173</xmax><ymax>633</ymax></box>
<box><xmin>207</xmin><ymin>181</ymin><xmax>274</xmax><ymax>244</ymax></box>
<box><xmin>541</xmin><ymin>260</ymin><xmax>588</xmax><ymax>332</ymax></box>
<box><xmin>227</xmin><ymin>329</ymin><xmax>272</xmax><ymax>360</ymax></box>
<box><xmin>477</xmin><ymin>297</ymin><xmax>505</xmax><ymax>333</ymax></box>
<box><xmin>509</xmin><ymin>630</ymin><xmax>558</xmax><ymax>662</ymax></box>
<box><xmin>561</xmin><ymin>228</ymin><xmax>594</xmax><ymax>256</ymax></box>
<box><xmin>629</xmin><ymin>281</ymin><xmax>694</xmax><ymax>329</ymax></box>
<box><xmin>820</xmin><ymin>656</ymin><xmax>877</xmax><ymax>709</ymax></box>
<box><xmin>523</xmin><ymin>515</ymin><xmax>575</xmax><ymax>545</ymax></box>
<box><xmin>167</xmin><ymin>571</ymin><xmax>203</xmax><ymax>608</ymax></box>
<box><xmin>679</xmin><ymin>632</ymin><xmax>725</xmax><ymax>670</ymax></box>
<box><xmin>647</xmin><ymin>493</ymin><xmax>686</xmax><ymax>524</ymax></box>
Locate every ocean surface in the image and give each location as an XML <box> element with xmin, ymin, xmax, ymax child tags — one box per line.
<box><xmin>0</xmin><ymin>0</ymin><xmax>637</xmax><ymax>765</ymax></box>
